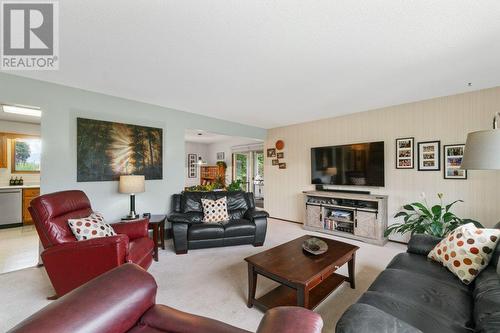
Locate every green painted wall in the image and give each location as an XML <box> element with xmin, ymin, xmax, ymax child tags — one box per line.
<box><xmin>0</xmin><ymin>73</ymin><xmax>266</xmax><ymax>219</ymax></box>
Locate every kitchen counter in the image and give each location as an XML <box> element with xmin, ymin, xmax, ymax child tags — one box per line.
<box><xmin>0</xmin><ymin>185</ymin><xmax>40</xmax><ymax>190</ymax></box>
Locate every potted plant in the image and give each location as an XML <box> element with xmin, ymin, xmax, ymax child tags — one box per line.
<box><xmin>385</xmin><ymin>193</ymin><xmax>479</xmax><ymax>238</ymax></box>
<box><xmin>227</xmin><ymin>179</ymin><xmax>243</xmax><ymax>192</ymax></box>
<box><xmin>216</xmin><ymin>161</ymin><xmax>227</xmax><ymax>170</ymax></box>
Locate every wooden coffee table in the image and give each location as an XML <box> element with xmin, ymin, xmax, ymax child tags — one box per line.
<box><xmin>245</xmin><ymin>235</ymin><xmax>359</xmax><ymax>310</ymax></box>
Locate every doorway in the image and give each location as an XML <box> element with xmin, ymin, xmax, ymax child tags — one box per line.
<box><xmin>233</xmin><ymin>150</ymin><xmax>264</xmax><ymax>208</ymax></box>
<box><xmin>0</xmin><ymin>104</ymin><xmax>42</xmax><ymax>274</ymax></box>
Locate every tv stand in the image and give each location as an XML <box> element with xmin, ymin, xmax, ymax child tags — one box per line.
<box><xmin>303</xmin><ymin>191</ymin><xmax>388</xmax><ymax>246</ymax></box>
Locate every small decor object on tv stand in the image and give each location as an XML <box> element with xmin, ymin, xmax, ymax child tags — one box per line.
<box><xmin>315</xmin><ymin>185</ymin><xmax>371</xmax><ymax>195</ymax></box>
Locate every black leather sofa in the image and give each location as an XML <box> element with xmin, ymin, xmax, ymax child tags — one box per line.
<box><xmin>168</xmin><ymin>191</ymin><xmax>269</xmax><ymax>254</ymax></box>
<box><xmin>336</xmin><ymin>223</ymin><xmax>500</xmax><ymax>333</ymax></box>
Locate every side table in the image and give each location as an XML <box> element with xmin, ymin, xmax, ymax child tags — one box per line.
<box><xmin>121</xmin><ymin>214</ymin><xmax>167</xmax><ymax>262</ymax></box>
<box><xmin>148</xmin><ymin>214</ymin><xmax>167</xmax><ymax>261</ymax></box>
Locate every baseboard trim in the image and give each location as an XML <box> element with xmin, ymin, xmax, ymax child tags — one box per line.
<box><xmin>269</xmin><ymin>217</ymin><xmax>302</xmax><ymax>224</ymax></box>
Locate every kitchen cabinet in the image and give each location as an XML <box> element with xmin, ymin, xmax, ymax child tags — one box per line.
<box><xmin>22</xmin><ymin>188</ymin><xmax>40</xmax><ymax>225</ymax></box>
<box><xmin>0</xmin><ymin>134</ymin><xmax>7</xmax><ymax>169</ymax></box>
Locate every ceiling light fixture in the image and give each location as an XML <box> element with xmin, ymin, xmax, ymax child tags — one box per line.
<box><xmin>2</xmin><ymin>104</ymin><xmax>42</xmax><ymax>117</ymax></box>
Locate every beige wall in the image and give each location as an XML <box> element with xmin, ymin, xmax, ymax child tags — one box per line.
<box><xmin>265</xmin><ymin>87</ymin><xmax>500</xmax><ymax>241</ymax></box>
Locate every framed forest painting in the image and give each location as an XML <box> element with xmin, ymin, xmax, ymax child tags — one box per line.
<box><xmin>77</xmin><ymin>118</ymin><xmax>163</xmax><ymax>182</ymax></box>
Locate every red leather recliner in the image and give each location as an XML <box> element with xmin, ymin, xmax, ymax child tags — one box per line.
<box><xmin>8</xmin><ymin>263</ymin><xmax>324</xmax><ymax>333</ymax></box>
<box><xmin>29</xmin><ymin>190</ymin><xmax>155</xmax><ymax>297</ymax></box>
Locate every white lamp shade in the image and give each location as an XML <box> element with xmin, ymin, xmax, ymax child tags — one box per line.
<box><xmin>461</xmin><ymin>129</ymin><xmax>500</xmax><ymax>170</ymax></box>
<box><xmin>119</xmin><ymin>175</ymin><xmax>145</xmax><ymax>194</ymax></box>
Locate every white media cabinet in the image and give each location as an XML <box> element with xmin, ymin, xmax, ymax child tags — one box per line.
<box><xmin>303</xmin><ymin>191</ymin><xmax>388</xmax><ymax>246</ymax></box>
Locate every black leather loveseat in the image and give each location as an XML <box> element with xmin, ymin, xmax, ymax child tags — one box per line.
<box><xmin>336</xmin><ymin>223</ymin><xmax>500</xmax><ymax>333</ymax></box>
<box><xmin>168</xmin><ymin>191</ymin><xmax>269</xmax><ymax>254</ymax></box>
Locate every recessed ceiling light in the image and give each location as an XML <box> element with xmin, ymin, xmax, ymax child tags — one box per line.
<box><xmin>197</xmin><ymin>132</ymin><xmax>203</xmax><ymax>136</ymax></box>
<box><xmin>2</xmin><ymin>104</ymin><xmax>42</xmax><ymax>117</ymax></box>
<box><xmin>467</xmin><ymin>82</ymin><xmax>472</xmax><ymax>87</ymax></box>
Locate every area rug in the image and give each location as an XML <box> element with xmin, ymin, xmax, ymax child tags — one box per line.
<box><xmin>0</xmin><ymin>218</ymin><xmax>405</xmax><ymax>332</ymax></box>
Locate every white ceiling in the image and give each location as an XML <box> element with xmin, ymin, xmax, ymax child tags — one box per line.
<box><xmin>10</xmin><ymin>1</ymin><xmax>500</xmax><ymax>129</ymax></box>
<box><xmin>185</xmin><ymin>128</ymin><xmax>262</xmax><ymax>145</ymax></box>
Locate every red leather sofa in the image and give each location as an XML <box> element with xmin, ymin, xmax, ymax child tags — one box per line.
<box><xmin>8</xmin><ymin>263</ymin><xmax>323</xmax><ymax>333</ymax></box>
<box><xmin>29</xmin><ymin>190</ymin><xmax>155</xmax><ymax>297</ymax></box>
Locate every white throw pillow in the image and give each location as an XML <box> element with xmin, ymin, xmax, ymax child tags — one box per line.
<box><xmin>428</xmin><ymin>223</ymin><xmax>500</xmax><ymax>284</ymax></box>
<box><xmin>67</xmin><ymin>212</ymin><xmax>116</xmax><ymax>241</ymax></box>
<box><xmin>201</xmin><ymin>197</ymin><xmax>229</xmax><ymax>223</ymax></box>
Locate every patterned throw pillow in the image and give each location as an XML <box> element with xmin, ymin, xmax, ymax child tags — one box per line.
<box><xmin>428</xmin><ymin>223</ymin><xmax>500</xmax><ymax>284</ymax></box>
<box><xmin>201</xmin><ymin>197</ymin><xmax>229</xmax><ymax>223</ymax></box>
<box><xmin>67</xmin><ymin>212</ymin><xmax>117</xmax><ymax>241</ymax></box>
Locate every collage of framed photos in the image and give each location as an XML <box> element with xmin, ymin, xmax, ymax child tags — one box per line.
<box><xmin>395</xmin><ymin>137</ymin><xmax>466</xmax><ymax>179</ymax></box>
<box><xmin>267</xmin><ymin>139</ymin><xmax>286</xmax><ymax>169</ymax></box>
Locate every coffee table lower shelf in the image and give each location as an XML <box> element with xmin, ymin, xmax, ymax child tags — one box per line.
<box><xmin>253</xmin><ymin>273</ymin><xmax>347</xmax><ymax>311</ymax></box>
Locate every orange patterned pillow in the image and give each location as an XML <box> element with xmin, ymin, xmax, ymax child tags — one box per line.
<box><xmin>428</xmin><ymin>223</ymin><xmax>500</xmax><ymax>284</ymax></box>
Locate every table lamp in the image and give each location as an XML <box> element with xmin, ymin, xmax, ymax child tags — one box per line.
<box><xmin>119</xmin><ymin>175</ymin><xmax>145</xmax><ymax>220</ymax></box>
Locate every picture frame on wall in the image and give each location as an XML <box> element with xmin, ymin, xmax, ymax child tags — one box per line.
<box><xmin>417</xmin><ymin>140</ymin><xmax>440</xmax><ymax>171</ymax></box>
<box><xmin>188</xmin><ymin>153</ymin><xmax>197</xmax><ymax>178</ymax></box>
<box><xmin>216</xmin><ymin>152</ymin><xmax>225</xmax><ymax>161</ymax></box>
<box><xmin>77</xmin><ymin>117</ymin><xmax>163</xmax><ymax>181</ymax></box>
<box><xmin>443</xmin><ymin>144</ymin><xmax>467</xmax><ymax>179</ymax></box>
<box><xmin>395</xmin><ymin>137</ymin><xmax>414</xmax><ymax>169</ymax></box>
<box><xmin>272</xmin><ymin>159</ymin><xmax>279</xmax><ymax>166</ymax></box>
<box><xmin>277</xmin><ymin>152</ymin><xmax>284</xmax><ymax>159</ymax></box>
<box><xmin>267</xmin><ymin>148</ymin><xmax>276</xmax><ymax>157</ymax></box>
<box><xmin>279</xmin><ymin>163</ymin><xmax>287</xmax><ymax>169</ymax></box>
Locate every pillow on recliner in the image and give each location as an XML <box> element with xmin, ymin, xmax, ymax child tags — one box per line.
<box><xmin>201</xmin><ymin>197</ymin><xmax>229</xmax><ymax>223</ymax></box>
<box><xmin>68</xmin><ymin>212</ymin><xmax>116</xmax><ymax>241</ymax></box>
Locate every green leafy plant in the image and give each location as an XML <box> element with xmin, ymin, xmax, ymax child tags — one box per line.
<box><xmin>212</xmin><ymin>175</ymin><xmax>225</xmax><ymax>189</ymax></box>
<box><xmin>216</xmin><ymin>161</ymin><xmax>227</xmax><ymax>169</ymax></box>
<box><xmin>226</xmin><ymin>179</ymin><xmax>243</xmax><ymax>192</ymax></box>
<box><xmin>385</xmin><ymin>193</ymin><xmax>479</xmax><ymax>238</ymax></box>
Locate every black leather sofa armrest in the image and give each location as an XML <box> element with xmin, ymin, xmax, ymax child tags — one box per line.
<box><xmin>244</xmin><ymin>209</ymin><xmax>269</xmax><ymax>221</ymax></box>
<box><xmin>336</xmin><ymin>304</ymin><xmax>423</xmax><ymax>333</ymax></box>
<box><xmin>407</xmin><ymin>234</ymin><xmax>442</xmax><ymax>256</ymax></box>
<box><xmin>172</xmin><ymin>222</ymin><xmax>189</xmax><ymax>254</ymax></box>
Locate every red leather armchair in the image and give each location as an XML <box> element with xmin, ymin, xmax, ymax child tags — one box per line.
<box><xmin>29</xmin><ymin>190</ymin><xmax>155</xmax><ymax>297</ymax></box>
<box><xmin>8</xmin><ymin>264</ymin><xmax>324</xmax><ymax>333</ymax></box>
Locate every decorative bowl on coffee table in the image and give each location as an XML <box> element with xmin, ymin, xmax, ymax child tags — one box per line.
<box><xmin>302</xmin><ymin>237</ymin><xmax>328</xmax><ymax>255</ymax></box>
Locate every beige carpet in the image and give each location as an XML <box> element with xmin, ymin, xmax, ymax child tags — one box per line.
<box><xmin>0</xmin><ymin>219</ymin><xmax>405</xmax><ymax>332</ymax></box>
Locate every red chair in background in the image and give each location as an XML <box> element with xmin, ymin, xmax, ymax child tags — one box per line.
<box><xmin>29</xmin><ymin>190</ymin><xmax>154</xmax><ymax>297</ymax></box>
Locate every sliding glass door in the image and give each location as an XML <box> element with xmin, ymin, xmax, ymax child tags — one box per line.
<box><xmin>233</xmin><ymin>152</ymin><xmax>250</xmax><ymax>192</ymax></box>
<box><xmin>232</xmin><ymin>151</ymin><xmax>264</xmax><ymax>197</ymax></box>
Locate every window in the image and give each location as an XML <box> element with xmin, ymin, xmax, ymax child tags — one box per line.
<box><xmin>11</xmin><ymin>137</ymin><xmax>41</xmax><ymax>173</ymax></box>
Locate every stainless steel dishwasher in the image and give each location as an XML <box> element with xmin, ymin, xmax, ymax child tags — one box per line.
<box><xmin>0</xmin><ymin>188</ymin><xmax>22</xmax><ymax>226</ymax></box>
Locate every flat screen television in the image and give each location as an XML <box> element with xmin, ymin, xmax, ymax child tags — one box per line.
<box><xmin>311</xmin><ymin>141</ymin><xmax>385</xmax><ymax>187</ymax></box>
